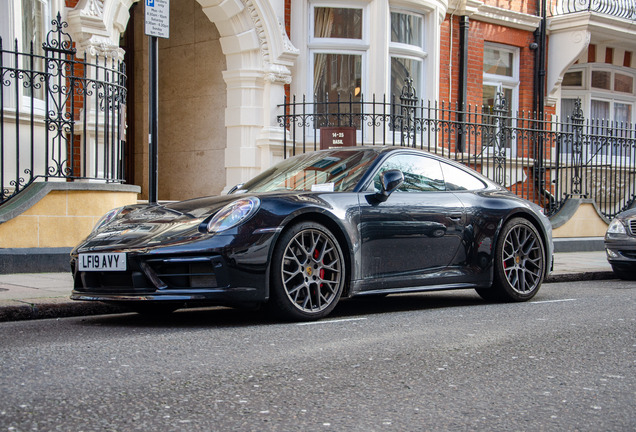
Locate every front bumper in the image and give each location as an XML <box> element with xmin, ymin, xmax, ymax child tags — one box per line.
<box><xmin>70</xmin><ymin>251</ymin><xmax>269</xmax><ymax>307</ymax></box>
<box><xmin>604</xmin><ymin>237</ymin><xmax>636</xmax><ymax>270</ymax></box>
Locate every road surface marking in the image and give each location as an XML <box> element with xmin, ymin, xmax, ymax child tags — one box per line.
<box><xmin>532</xmin><ymin>299</ymin><xmax>577</xmax><ymax>304</ymax></box>
<box><xmin>297</xmin><ymin>317</ymin><xmax>367</xmax><ymax>326</ymax></box>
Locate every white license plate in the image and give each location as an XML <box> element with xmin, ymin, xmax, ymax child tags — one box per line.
<box><xmin>79</xmin><ymin>253</ymin><xmax>127</xmax><ymax>271</ymax></box>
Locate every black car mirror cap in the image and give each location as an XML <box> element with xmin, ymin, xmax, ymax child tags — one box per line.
<box><xmin>377</xmin><ymin>169</ymin><xmax>404</xmax><ymax>201</ymax></box>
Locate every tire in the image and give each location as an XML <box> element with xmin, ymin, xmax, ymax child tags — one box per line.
<box><xmin>478</xmin><ymin>218</ymin><xmax>545</xmax><ymax>302</ymax></box>
<box><xmin>268</xmin><ymin>222</ymin><xmax>345</xmax><ymax>321</ymax></box>
<box><xmin>611</xmin><ymin>265</ymin><xmax>636</xmax><ymax>281</ymax></box>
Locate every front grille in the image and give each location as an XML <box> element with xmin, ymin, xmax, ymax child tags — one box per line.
<box><xmin>144</xmin><ymin>257</ymin><xmax>221</xmax><ymax>289</ymax></box>
<box><xmin>629</xmin><ymin>219</ymin><xmax>636</xmax><ymax>236</ymax></box>
<box><xmin>620</xmin><ymin>250</ymin><xmax>636</xmax><ymax>259</ymax></box>
<box><xmin>74</xmin><ymin>270</ymin><xmax>154</xmax><ymax>293</ymax></box>
<box><xmin>72</xmin><ymin>255</ymin><xmax>227</xmax><ymax>292</ymax></box>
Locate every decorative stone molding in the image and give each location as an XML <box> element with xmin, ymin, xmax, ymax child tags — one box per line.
<box><xmin>546</xmin><ymin>27</ymin><xmax>591</xmax><ymax>106</ymax></box>
<box><xmin>240</xmin><ymin>0</ymin><xmax>298</xmax><ymax>78</ymax></box>
<box><xmin>265</xmin><ymin>63</ymin><xmax>292</xmax><ymax>84</ymax></box>
<box><xmin>474</xmin><ymin>5</ymin><xmax>541</xmax><ymax>31</ymax></box>
<box><xmin>84</xmin><ymin>0</ymin><xmax>105</xmax><ymax>17</ymax></box>
<box><xmin>446</xmin><ymin>0</ymin><xmax>482</xmax><ymax>17</ymax></box>
<box><xmin>87</xmin><ymin>42</ymin><xmax>126</xmax><ymax>61</ymax></box>
<box><xmin>67</xmin><ymin>0</ymin><xmax>136</xmax><ymax>59</ymax></box>
<box><xmin>447</xmin><ymin>1</ymin><xmax>540</xmax><ymax>31</ymax></box>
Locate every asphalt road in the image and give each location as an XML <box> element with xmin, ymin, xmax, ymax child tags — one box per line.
<box><xmin>0</xmin><ymin>280</ymin><xmax>634</xmax><ymax>431</ymax></box>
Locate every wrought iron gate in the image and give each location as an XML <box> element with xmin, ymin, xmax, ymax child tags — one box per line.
<box><xmin>1</xmin><ymin>14</ymin><xmax>127</xmax><ymax>206</ymax></box>
<box><xmin>278</xmin><ymin>79</ymin><xmax>636</xmax><ymax>220</ymax></box>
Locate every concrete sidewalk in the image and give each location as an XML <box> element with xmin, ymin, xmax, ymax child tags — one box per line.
<box><xmin>0</xmin><ymin>251</ymin><xmax>616</xmax><ymax>322</ymax></box>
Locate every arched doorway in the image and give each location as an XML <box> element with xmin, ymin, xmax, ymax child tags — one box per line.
<box><xmin>123</xmin><ymin>0</ymin><xmax>227</xmax><ymax>200</ymax></box>
<box><xmin>68</xmin><ymin>0</ymin><xmax>298</xmax><ymax>200</ymax></box>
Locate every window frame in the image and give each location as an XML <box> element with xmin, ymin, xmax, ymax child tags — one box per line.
<box><xmin>2</xmin><ymin>0</ymin><xmax>52</xmax><ymax>114</ymax></box>
<box><xmin>481</xmin><ymin>43</ymin><xmax>520</xmax><ymax>157</ymax></box>
<box><xmin>389</xmin><ymin>9</ymin><xmax>427</xmax><ymax>100</ymax></box>
<box><xmin>308</xmin><ymin>1</ymin><xmax>369</xmax><ymax>139</ymax></box>
<box><xmin>561</xmin><ymin>64</ymin><xmax>636</xmax><ymax>124</ymax></box>
<box><xmin>370</xmin><ymin>153</ymin><xmax>446</xmax><ymax>193</ymax></box>
<box><xmin>308</xmin><ymin>3</ymin><xmax>369</xmax><ymax>85</ymax></box>
<box><xmin>482</xmin><ymin>43</ymin><xmax>520</xmax><ymax>110</ymax></box>
<box><xmin>561</xmin><ymin>64</ymin><xmax>636</xmax><ymax>162</ymax></box>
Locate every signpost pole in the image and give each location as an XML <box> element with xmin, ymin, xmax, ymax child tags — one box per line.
<box><xmin>148</xmin><ymin>35</ymin><xmax>159</xmax><ymax>204</ymax></box>
<box><xmin>144</xmin><ymin>0</ymin><xmax>169</xmax><ymax>204</ymax></box>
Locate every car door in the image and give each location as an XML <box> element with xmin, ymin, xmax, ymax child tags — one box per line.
<box><xmin>357</xmin><ymin>153</ymin><xmax>466</xmax><ymax>290</ymax></box>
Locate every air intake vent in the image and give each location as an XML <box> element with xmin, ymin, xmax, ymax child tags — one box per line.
<box><xmin>144</xmin><ymin>257</ymin><xmax>221</xmax><ymax>289</ymax></box>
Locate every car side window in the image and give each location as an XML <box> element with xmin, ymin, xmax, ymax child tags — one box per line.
<box><xmin>440</xmin><ymin>162</ymin><xmax>487</xmax><ymax>191</ymax></box>
<box><xmin>373</xmin><ymin>154</ymin><xmax>445</xmax><ymax>192</ymax></box>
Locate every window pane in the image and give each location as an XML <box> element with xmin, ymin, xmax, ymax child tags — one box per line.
<box><xmin>591</xmin><ymin>71</ymin><xmax>611</xmax><ymax>90</ymax></box>
<box><xmin>482</xmin><ymin>85</ymin><xmax>512</xmax><ymax>114</ymax></box>
<box><xmin>562</xmin><ymin>71</ymin><xmax>582</xmax><ymax>87</ymax></box>
<box><xmin>21</xmin><ymin>0</ymin><xmax>46</xmax><ymax>100</ymax></box>
<box><xmin>560</xmin><ymin>98</ymin><xmax>577</xmax><ymax>121</ymax></box>
<box><xmin>614</xmin><ymin>73</ymin><xmax>634</xmax><ymax>93</ymax></box>
<box><xmin>314</xmin><ymin>53</ymin><xmax>362</xmax><ymax>127</ymax></box>
<box><xmin>591</xmin><ymin>100</ymin><xmax>610</xmax><ymax>120</ymax></box>
<box><xmin>391</xmin><ymin>57</ymin><xmax>421</xmax><ymax>99</ymax></box>
<box><xmin>483</xmin><ymin>47</ymin><xmax>513</xmax><ymax>77</ymax></box>
<box><xmin>391</xmin><ymin>12</ymin><xmax>422</xmax><ymax>47</ymax></box>
<box><xmin>374</xmin><ymin>155</ymin><xmax>445</xmax><ymax>192</ymax></box>
<box><xmin>314</xmin><ymin>53</ymin><xmax>362</xmax><ymax>98</ymax></box>
<box><xmin>441</xmin><ymin>163</ymin><xmax>486</xmax><ymax>190</ymax></box>
<box><xmin>614</xmin><ymin>103</ymin><xmax>632</xmax><ymax>124</ymax></box>
<box><xmin>314</xmin><ymin>7</ymin><xmax>362</xmax><ymax>39</ymax></box>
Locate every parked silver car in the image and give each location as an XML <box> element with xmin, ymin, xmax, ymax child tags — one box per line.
<box><xmin>604</xmin><ymin>208</ymin><xmax>636</xmax><ymax>280</ymax></box>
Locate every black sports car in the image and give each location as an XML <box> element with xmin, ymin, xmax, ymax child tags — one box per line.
<box><xmin>71</xmin><ymin>146</ymin><xmax>553</xmax><ymax>321</ymax></box>
<box><xmin>604</xmin><ymin>207</ymin><xmax>636</xmax><ymax>280</ymax></box>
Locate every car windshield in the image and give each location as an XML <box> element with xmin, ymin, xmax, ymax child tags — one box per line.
<box><xmin>239</xmin><ymin>149</ymin><xmax>378</xmax><ymax>193</ymax></box>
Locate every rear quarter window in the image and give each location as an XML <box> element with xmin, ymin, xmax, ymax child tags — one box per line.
<box><xmin>441</xmin><ymin>162</ymin><xmax>487</xmax><ymax>191</ymax></box>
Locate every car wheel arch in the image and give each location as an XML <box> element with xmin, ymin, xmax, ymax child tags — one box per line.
<box><xmin>494</xmin><ymin>211</ymin><xmax>550</xmax><ymax>263</ymax></box>
<box><xmin>267</xmin><ymin>211</ymin><xmax>354</xmax><ymax>298</ymax></box>
<box><xmin>491</xmin><ymin>211</ymin><xmax>551</xmax><ymax>284</ymax></box>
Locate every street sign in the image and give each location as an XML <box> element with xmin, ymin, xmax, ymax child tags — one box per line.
<box><xmin>144</xmin><ymin>0</ymin><xmax>170</xmax><ymax>39</ymax></box>
<box><xmin>320</xmin><ymin>127</ymin><xmax>356</xmax><ymax>149</ymax></box>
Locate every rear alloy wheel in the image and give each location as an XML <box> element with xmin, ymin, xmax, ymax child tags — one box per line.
<box><xmin>269</xmin><ymin>222</ymin><xmax>345</xmax><ymax>321</ymax></box>
<box><xmin>477</xmin><ymin>218</ymin><xmax>545</xmax><ymax>302</ymax></box>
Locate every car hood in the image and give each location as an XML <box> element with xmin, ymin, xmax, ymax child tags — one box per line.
<box><xmin>73</xmin><ymin>195</ymin><xmax>247</xmax><ymax>253</ymax></box>
<box><xmin>616</xmin><ymin>207</ymin><xmax>636</xmax><ymax>221</ymax></box>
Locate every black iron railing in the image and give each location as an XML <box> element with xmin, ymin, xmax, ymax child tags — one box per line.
<box><xmin>278</xmin><ymin>82</ymin><xmax>636</xmax><ymax>220</ymax></box>
<box><xmin>1</xmin><ymin>14</ymin><xmax>127</xmax><ymax>206</ymax></box>
<box><xmin>551</xmin><ymin>0</ymin><xmax>636</xmax><ymax>20</ymax></box>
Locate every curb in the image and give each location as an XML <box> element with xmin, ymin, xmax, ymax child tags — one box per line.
<box><xmin>0</xmin><ymin>298</ymin><xmax>123</xmax><ymax>323</ymax></box>
<box><xmin>545</xmin><ymin>271</ymin><xmax>615</xmax><ymax>284</ymax></box>
<box><xmin>0</xmin><ymin>271</ymin><xmax>617</xmax><ymax>323</ymax></box>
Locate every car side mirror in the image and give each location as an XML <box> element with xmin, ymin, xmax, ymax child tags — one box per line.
<box><xmin>377</xmin><ymin>169</ymin><xmax>404</xmax><ymax>202</ymax></box>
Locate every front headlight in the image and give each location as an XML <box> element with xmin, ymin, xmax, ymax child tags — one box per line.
<box><xmin>607</xmin><ymin>218</ymin><xmax>627</xmax><ymax>235</ymax></box>
<box><xmin>206</xmin><ymin>197</ymin><xmax>260</xmax><ymax>233</ymax></box>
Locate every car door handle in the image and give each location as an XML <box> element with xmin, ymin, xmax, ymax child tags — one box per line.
<box><xmin>448</xmin><ymin>213</ymin><xmax>463</xmax><ymax>221</ymax></box>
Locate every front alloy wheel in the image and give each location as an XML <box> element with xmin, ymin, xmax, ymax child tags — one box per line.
<box><xmin>269</xmin><ymin>222</ymin><xmax>345</xmax><ymax>321</ymax></box>
<box><xmin>477</xmin><ymin>218</ymin><xmax>545</xmax><ymax>302</ymax></box>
